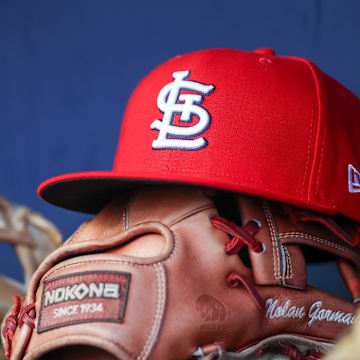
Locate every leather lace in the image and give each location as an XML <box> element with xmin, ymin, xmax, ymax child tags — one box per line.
<box><xmin>283</xmin><ymin>205</ymin><xmax>360</xmax><ymax>247</ymax></box>
<box><xmin>210</xmin><ymin>215</ymin><xmax>263</xmax><ymax>254</ymax></box>
<box><xmin>209</xmin><ymin>215</ymin><xmax>323</xmax><ymax>360</ymax></box>
<box><xmin>226</xmin><ymin>272</ymin><xmax>264</xmax><ymax>310</ymax></box>
<box><xmin>210</xmin><ymin>215</ymin><xmax>264</xmax><ymax>311</ymax></box>
<box><xmin>2</xmin><ymin>296</ymin><xmax>36</xmax><ymax>359</ymax></box>
<box><xmin>2</xmin><ymin>296</ymin><xmax>21</xmax><ymax>359</ymax></box>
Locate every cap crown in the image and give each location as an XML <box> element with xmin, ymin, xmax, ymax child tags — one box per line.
<box><xmin>38</xmin><ymin>48</ymin><xmax>360</xmax><ymax>221</ymax></box>
<box><xmin>113</xmin><ymin>48</ymin><xmax>360</xmax><ymax>221</ymax></box>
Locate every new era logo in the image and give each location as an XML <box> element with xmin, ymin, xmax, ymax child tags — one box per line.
<box><xmin>348</xmin><ymin>164</ymin><xmax>360</xmax><ymax>193</ymax></box>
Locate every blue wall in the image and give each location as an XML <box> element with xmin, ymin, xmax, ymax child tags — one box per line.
<box><xmin>1</xmin><ymin>0</ymin><xmax>359</xmax><ymax>299</ymax></box>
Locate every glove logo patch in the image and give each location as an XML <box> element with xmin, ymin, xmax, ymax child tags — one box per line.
<box><xmin>196</xmin><ymin>295</ymin><xmax>227</xmax><ymax>322</ymax></box>
<box><xmin>150</xmin><ymin>70</ymin><xmax>215</xmax><ymax>150</ymax></box>
<box><xmin>38</xmin><ymin>271</ymin><xmax>131</xmax><ymax>333</ymax></box>
<box><xmin>196</xmin><ymin>295</ymin><xmax>228</xmax><ymax>334</ymax></box>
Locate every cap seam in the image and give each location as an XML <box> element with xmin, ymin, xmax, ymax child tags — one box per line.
<box><xmin>291</xmin><ymin>57</ymin><xmax>325</xmax><ymax>203</ymax></box>
<box><xmin>301</xmin><ymin>89</ymin><xmax>314</xmax><ymax>197</ymax></box>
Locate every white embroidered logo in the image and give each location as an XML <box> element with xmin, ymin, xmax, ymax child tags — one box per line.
<box><xmin>348</xmin><ymin>164</ymin><xmax>360</xmax><ymax>193</ymax></box>
<box><xmin>150</xmin><ymin>70</ymin><xmax>215</xmax><ymax>150</ymax></box>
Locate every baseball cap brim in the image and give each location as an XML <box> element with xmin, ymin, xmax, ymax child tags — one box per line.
<box><xmin>38</xmin><ymin>171</ymin><xmax>338</xmax><ymax>216</ymax></box>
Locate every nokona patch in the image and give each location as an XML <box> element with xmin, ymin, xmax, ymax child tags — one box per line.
<box><xmin>37</xmin><ymin>271</ymin><xmax>131</xmax><ymax>333</ymax></box>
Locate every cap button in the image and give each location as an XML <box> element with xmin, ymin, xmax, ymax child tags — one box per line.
<box><xmin>254</xmin><ymin>48</ymin><xmax>276</xmax><ymax>56</ymax></box>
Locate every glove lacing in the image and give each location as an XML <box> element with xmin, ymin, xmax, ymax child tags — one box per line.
<box><xmin>210</xmin><ymin>215</ymin><xmax>264</xmax><ymax>311</ymax></box>
<box><xmin>207</xmin><ymin>215</ymin><xmax>323</xmax><ymax>360</ymax></box>
<box><xmin>2</xmin><ymin>296</ymin><xmax>35</xmax><ymax>359</ymax></box>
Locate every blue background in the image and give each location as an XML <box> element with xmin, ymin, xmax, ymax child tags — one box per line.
<box><xmin>1</xmin><ymin>0</ymin><xmax>359</xmax><ymax>300</ymax></box>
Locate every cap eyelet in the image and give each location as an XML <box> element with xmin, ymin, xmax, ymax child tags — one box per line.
<box><xmin>259</xmin><ymin>57</ymin><xmax>273</xmax><ymax>64</ymax></box>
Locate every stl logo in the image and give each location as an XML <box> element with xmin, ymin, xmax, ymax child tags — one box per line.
<box><xmin>150</xmin><ymin>70</ymin><xmax>215</xmax><ymax>150</ymax></box>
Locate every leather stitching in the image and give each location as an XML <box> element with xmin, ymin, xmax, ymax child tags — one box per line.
<box><xmin>41</xmin><ymin>230</ymin><xmax>177</xmax><ymax>283</ymax></box>
<box><xmin>263</xmin><ymin>201</ymin><xmax>281</xmax><ymax>280</ymax></box>
<box><xmin>284</xmin><ymin>247</ymin><xmax>289</xmax><ymax>278</ymax></box>
<box><xmin>283</xmin><ymin>246</ymin><xmax>293</xmax><ymax>279</ymax></box>
<box><xmin>122</xmin><ymin>208</ymin><xmax>126</xmax><ymax>230</ymax></box>
<box><xmin>138</xmin><ymin>264</ymin><xmax>166</xmax><ymax>360</ymax></box>
<box><xmin>39</xmin><ymin>261</ymin><xmax>167</xmax><ymax>360</ymax></box>
<box><xmin>66</xmin><ymin>222</ymin><xmax>88</xmax><ymax>245</ymax></box>
<box><xmin>279</xmin><ymin>232</ymin><xmax>360</xmax><ymax>258</ymax></box>
<box><xmin>43</xmin><ymin>261</ymin><xmax>160</xmax><ymax>283</ymax></box>
<box><xmin>166</xmin><ymin>204</ymin><xmax>215</xmax><ymax>227</ymax></box>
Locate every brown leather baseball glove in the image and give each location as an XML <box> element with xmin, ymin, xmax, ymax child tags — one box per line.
<box><xmin>2</xmin><ymin>186</ymin><xmax>360</xmax><ymax>360</ymax></box>
<box><xmin>0</xmin><ymin>196</ymin><xmax>62</xmax><ymax>360</ymax></box>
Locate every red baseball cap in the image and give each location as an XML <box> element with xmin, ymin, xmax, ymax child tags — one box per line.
<box><xmin>38</xmin><ymin>48</ymin><xmax>360</xmax><ymax>222</ymax></box>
